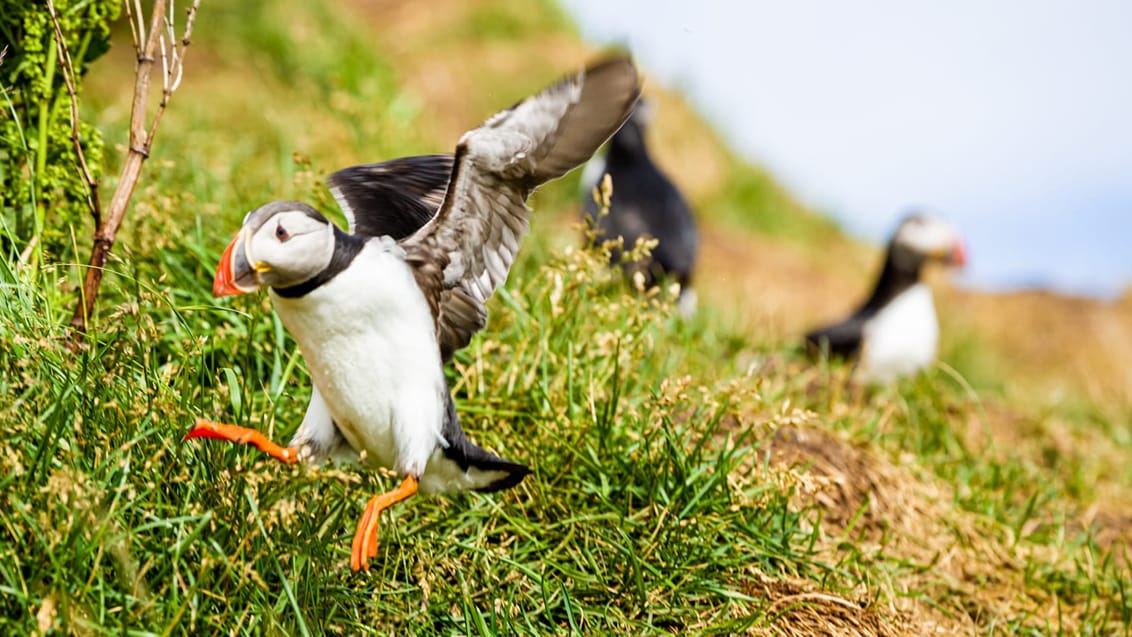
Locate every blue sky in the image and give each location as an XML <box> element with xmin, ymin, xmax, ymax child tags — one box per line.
<box><xmin>560</xmin><ymin>0</ymin><xmax>1132</xmax><ymax>297</ymax></box>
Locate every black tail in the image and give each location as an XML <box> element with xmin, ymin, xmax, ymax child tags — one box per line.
<box><xmin>441</xmin><ymin>394</ymin><xmax>531</xmax><ymax>493</ymax></box>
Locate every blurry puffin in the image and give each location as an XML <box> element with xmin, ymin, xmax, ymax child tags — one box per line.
<box><xmin>804</xmin><ymin>213</ymin><xmax>966</xmax><ymax>382</ymax></box>
<box><xmin>581</xmin><ymin>100</ymin><xmax>699</xmax><ymax>315</ymax></box>
<box><xmin>186</xmin><ymin>58</ymin><xmax>640</xmax><ymax>571</ymax></box>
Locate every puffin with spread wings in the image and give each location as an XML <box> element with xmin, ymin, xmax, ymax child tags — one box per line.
<box><xmin>186</xmin><ymin>58</ymin><xmax>640</xmax><ymax>571</ymax></box>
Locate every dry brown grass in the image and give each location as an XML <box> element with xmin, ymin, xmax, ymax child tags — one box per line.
<box><xmin>744</xmin><ymin>576</ymin><xmax>903</xmax><ymax>637</ymax></box>
<box><xmin>944</xmin><ymin>286</ymin><xmax>1132</xmax><ymax>405</ymax></box>
<box><xmin>763</xmin><ymin>423</ymin><xmax>1122</xmax><ymax>635</ymax></box>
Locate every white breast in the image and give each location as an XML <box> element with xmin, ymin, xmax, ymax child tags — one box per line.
<box><xmin>270</xmin><ymin>240</ymin><xmax>447</xmax><ymax>477</ymax></box>
<box><xmin>859</xmin><ymin>283</ymin><xmax>939</xmax><ymax>383</ymax></box>
<box><xmin>579</xmin><ymin>154</ymin><xmax>606</xmax><ymax>195</ymax></box>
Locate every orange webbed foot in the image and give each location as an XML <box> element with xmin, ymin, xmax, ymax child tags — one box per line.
<box><xmin>185</xmin><ymin>418</ymin><xmax>299</xmax><ymax>464</ymax></box>
<box><xmin>350</xmin><ymin>475</ymin><xmax>419</xmax><ymax>572</ymax></box>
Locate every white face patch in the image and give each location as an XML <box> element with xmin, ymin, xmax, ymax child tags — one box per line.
<box><xmin>892</xmin><ymin>215</ymin><xmax>959</xmax><ymax>261</ymax></box>
<box><xmin>248</xmin><ymin>210</ymin><xmax>335</xmax><ymax>289</ymax></box>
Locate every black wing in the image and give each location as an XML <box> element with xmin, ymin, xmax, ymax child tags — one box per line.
<box><xmin>439</xmin><ymin>392</ymin><xmax>530</xmax><ymax>492</ymax></box>
<box><xmin>327</xmin><ymin>154</ymin><xmax>454</xmax><ymax>240</ymax></box>
<box><xmin>804</xmin><ymin>314</ymin><xmax>869</xmax><ymax>359</ymax></box>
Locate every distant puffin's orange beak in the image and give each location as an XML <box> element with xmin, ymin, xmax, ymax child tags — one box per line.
<box><xmin>950</xmin><ymin>239</ymin><xmax>968</xmax><ymax>267</ymax></box>
<box><xmin>213</xmin><ymin>231</ymin><xmax>259</xmax><ymax>297</ymax></box>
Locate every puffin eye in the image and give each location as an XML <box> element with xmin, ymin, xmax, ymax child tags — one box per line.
<box><xmin>275</xmin><ymin>224</ymin><xmax>291</xmax><ymax>242</ymax></box>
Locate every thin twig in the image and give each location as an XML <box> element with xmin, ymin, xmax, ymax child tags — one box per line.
<box><xmin>45</xmin><ymin>0</ymin><xmax>103</xmax><ymax>228</ymax></box>
<box><xmin>173</xmin><ymin>1</ymin><xmax>201</xmax><ymax>91</ymax></box>
<box><xmin>146</xmin><ymin>0</ymin><xmax>199</xmax><ymax>145</ymax></box>
<box><xmin>131</xmin><ymin>0</ymin><xmax>146</xmax><ymax>52</ymax></box>
<box><xmin>181</xmin><ymin>0</ymin><xmax>200</xmax><ymax>46</ymax></box>
<box><xmin>159</xmin><ymin>33</ymin><xmax>169</xmax><ymax>90</ymax></box>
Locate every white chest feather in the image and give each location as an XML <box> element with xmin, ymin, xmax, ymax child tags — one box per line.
<box><xmin>859</xmin><ymin>284</ymin><xmax>939</xmax><ymax>383</ymax></box>
<box><xmin>270</xmin><ymin>241</ymin><xmax>446</xmax><ymax>476</ymax></box>
<box><xmin>580</xmin><ymin>155</ymin><xmax>607</xmax><ymax>194</ymax></box>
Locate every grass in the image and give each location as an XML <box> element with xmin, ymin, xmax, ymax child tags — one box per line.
<box><xmin>2</xmin><ymin>0</ymin><xmax>1131</xmax><ymax>634</ymax></box>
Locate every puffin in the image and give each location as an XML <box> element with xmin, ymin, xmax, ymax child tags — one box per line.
<box><xmin>804</xmin><ymin>213</ymin><xmax>966</xmax><ymax>382</ymax></box>
<box><xmin>186</xmin><ymin>57</ymin><xmax>640</xmax><ymax>571</ymax></box>
<box><xmin>581</xmin><ymin>100</ymin><xmax>699</xmax><ymax>315</ymax></box>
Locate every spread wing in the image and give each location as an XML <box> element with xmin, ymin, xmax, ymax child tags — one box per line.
<box><xmin>401</xmin><ymin>57</ymin><xmax>640</xmax><ymax>362</ymax></box>
<box><xmin>327</xmin><ymin>154</ymin><xmax>454</xmax><ymax>240</ymax></box>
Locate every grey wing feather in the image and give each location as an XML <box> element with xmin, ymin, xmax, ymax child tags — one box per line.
<box><xmin>402</xmin><ymin>57</ymin><xmax>641</xmax><ymax>361</ymax></box>
<box><xmin>327</xmin><ymin>154</ymin><xmax>454</xmax><ymax>239</ymax></box>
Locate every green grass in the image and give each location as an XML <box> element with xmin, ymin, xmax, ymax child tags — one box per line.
<box><xmin>2</xmin><ymin>0</ymin><xmax>1130</xmax><ymax>635</ymax></box>
<box><xmin>0</xmin><ymin>234</ymin><xmax>818</xmax><ymax>634</ymax></box>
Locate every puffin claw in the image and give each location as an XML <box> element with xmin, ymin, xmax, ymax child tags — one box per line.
<box><xmin>349</xmin><ymin>475</ymin><xmax>419</xmax><ymax>572</ymax></box>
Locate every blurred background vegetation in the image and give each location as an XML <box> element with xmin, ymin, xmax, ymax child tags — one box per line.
<box><xmin>1</xmin><ymin>0</ymin><xmax>119</xmax><ymax>265</ymax></box>
<box><xmin>1</xmin><ymin>0</ymin><xmax>1129</xmax><ymax>634</ymax></box>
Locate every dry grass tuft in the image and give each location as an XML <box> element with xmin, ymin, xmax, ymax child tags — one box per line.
<box><xmin>767</xmin><ymin>426</ymin><xmax>909</xmax><ymax>538</ymax></box>
<box><xmin>745</xmin><ymin>576</ymin><xmax>904</xmax><ymax>637</ymax></box>
<box><xmin>763</xmin><ymin>421</ymin><xmax>1128</xmax><ymax>635</ymax></box>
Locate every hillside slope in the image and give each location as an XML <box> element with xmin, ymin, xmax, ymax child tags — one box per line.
<box><xmin>1</xmin><ymin>1</ymin><xmax>1127</xmax><ymax>635</ymax></box>
<box><xmin>347</xmin><ymin>0</ymin><xmax>1132</xmax><ymax>526</ymax></box>
<box><xmin>357</xmin><ymin>0</ymin><xmax>1132</xmax><ymax>411</ymax></box>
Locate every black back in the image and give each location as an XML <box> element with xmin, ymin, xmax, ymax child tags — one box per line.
<box><xmin>583</xmin><ymin>111</ymin><xmax>698</xmax><ymax>288</ymax></box>
<box><xmin>804</xmin><ymin>236</ymin><xmax>926</xmax><ymax>358</ymax></box>
<box><xmin>440</xmin><ymin>393</ymin><xmax>530</xmax><ymax>493</ymax></box>
<box><xmin>268</xmin><ymin>154</ymin><xmax>450</xmax><ymax>300</ymax></box>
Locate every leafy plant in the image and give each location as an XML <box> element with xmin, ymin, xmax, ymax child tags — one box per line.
<box><xmin>0</xmin><ymin>0</ymin><xmax>119</xmax><ymax>264</ymax></box>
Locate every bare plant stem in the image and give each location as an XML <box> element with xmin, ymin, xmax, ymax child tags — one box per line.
<box><xmin>69</xmin><ymin>0</ymin><xmax>200</xmax><ymax>339</ymax></box>
<box><xmin>46</xmin><ymin>0</ymin><xmax>103</xmax><ymax>229</ymax></box>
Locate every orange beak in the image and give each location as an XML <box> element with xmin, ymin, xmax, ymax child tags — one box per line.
<box><xmin>950</xmin><ymin>239</ymin><xmax>968</xmax><ymax>267</ymax></box>
<box><xmin>213</xmin><ymin>231</ymin><xmax>259</xmax><ymax>297</ymax></box>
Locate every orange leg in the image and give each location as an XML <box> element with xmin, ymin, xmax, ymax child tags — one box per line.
<box><xmin>350</xmin><ymin>475</ymin><xmax>419</xmax><ymax>572</ymax></box>
<box><xmin>184</xmin><ymin>418</ymin><xmax>299</xmax><ymax>464</ymax></box>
